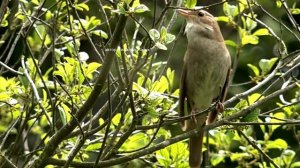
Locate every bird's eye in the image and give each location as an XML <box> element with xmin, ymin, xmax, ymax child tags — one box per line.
<box><xmin>198</xmin><ymin>11</ymin><xmax>204</xmax><ymax>17</ymax></box>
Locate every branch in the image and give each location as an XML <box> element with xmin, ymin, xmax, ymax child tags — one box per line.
<box><xmin>238</xmin><ymin>130</ymin><xmax>280</xmax><ymax>168</ymax></box>
<box><xmin>27</xmin><ymin>12</ymin><xmax>128</xmax><ymax>168</ymax></box>
<box><xmin>44</xmin><ymin>82</ymin><xmax>297</xmax><ymax>167</ymax></box>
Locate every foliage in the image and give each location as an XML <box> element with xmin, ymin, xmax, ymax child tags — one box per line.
<box><xmin>0</xmin><ymin>0</ymin><xmax>300</xmax><ymax>167</ymax></box>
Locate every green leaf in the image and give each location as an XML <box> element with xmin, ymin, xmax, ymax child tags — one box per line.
<box><xmin>166</xmin><ymin>68</ymin><xmax>174</xmax><ymax>90</ymax></box>
<box><xmin>134</xmin><ymin>4</ymin><xmax>150</xmax><ymax>13</ymax></box>
<box><xmin>155</xmin><ymin>42</ymin><xmax>168</xmax><ymax>50</ymax></box>
<box><xmin>112</xmin><ymin>113</ymin><xmax>121</xmax><ymax>125</ymax></box>
<box><xmin>124</xmin><ymin>0</ymin><xmax>132</xmax><ymax>5</ymax></box>
<box><xmin>223</xmin><ymin>2</ymin><xmax>236</xmax><ymax>18</ymax></box>
<box><xmin>248</xmin><ymin>93</ymin><xmax>263</xmax><ymax>105</ymax></box>
<box><xmin>75</xmin><ymin>3</ymin><xmax>90</xmax><ymax>11</ymax></box>
<box><xmin>45</xmin><ymin>11</ymin><xmax>52</xmax><ymax>21</ymax></box>
<box><xmin>152</xmin><ymin>76</ymin><xmax>168</xmax><ymax>93</ymax></box>
<box><xmin>112</xmin><ymin>3</ymin><xmax>126</xmax><ymax>14</ymax></box>
<box><xmin>291</xmin><ymin>8</ymin><xmax>300</xmax><ymax>14</ymax></box>
<box><xmin>291</xmin><ymin>162</ymin><xmax>300</xmax><ymax>168</ymax></box>
<box><xmin>246</xmin><ymin>17</ymin><xmax>257</xmax><ymax>31</ymax></box>
<box><xmin>258</xmin><ymin>58</ymin><xmax>278</xmax><ymax>75</ymax></box>
<box><xmin>235</xmin><ymin>99</ymin><xmax>248</xmax><ymax>110</ymax></box>
<box><xmin>230</xmin><ymin>152</ymin><xmax>251</xmax><ymax>161</ymax></box>
<box><xmin>216</xmin><ymin>16</ymin><xmax>230</xmax><ymax>23</ymax></box>
<box><xmin>266</xmin><ymin>139</ymin><xmax>288</xmax><ymax>150</ymax></box>
<box><xmin>211</xmin><ymin>153</ymin><xmax>225</xmax><ymax>166</ymax></box>
<box><xmin>58</xmin><ymin>105</ymin><xmax>68</xmax><ymax>126</ymax></box>
<box><xmin>160</xmin><ymin>26</ymin><xmax>167</xmax><ymax>42</ymax></box>
<box><xmin>85</xmin><ymin>62</ymin><xmax>101</xmax><ymax>79</ymax></box>
<box><xmin>282</xmin><ymin>150</ymin><xmax>295</xmax><ymax>166</ymax></box>
<box><xmin>270</xmin><ymin>112</ymin><xmax>286</xmax><ymax>131</ymax></box>
<box><xmin>156</xmin><ymin>142</ymin><xmax>188</xmax><ymax>167</ymax></box>
<box><xmin>247</xmin><ymin>64</ymin><xmax>260</xmax><ymax>77</ymax></box>
<box><xmin>225</xmin><ymin>40</ymin><xmax>237</xmax><ymax>47</ymax></box>
<box><xmin>165</xmin><ymin>33</ymin><xmax>176</xmax><ymax>44</ymax></box>
<box><xmin>85</xmin><ymin>143</ymin><xmax>102</xmax><ymax>151</ymax></box>
<box><xmin>121</xmin><ymin>132</ymin><xmax>149</xmax><ymax>151</ymax></box>
<box><xmin>185</xmin><ymin>0</ymin><xmax>197</xmax><ymax>9</ymax></box>
<box><xmin>253</xmin><ymin>28</ymin><xmax>270</xmax><ymax>36</ymax></box>
<box><xmin>92</xmin><ymin>30</ymin><xmax>108</xmax><ymax>39</ymax></box>
<box><xmin>242</xmin><ymin>108</ymin><xmax>260</xmax><ymax>122</ymax></box>
<box><xmin>31</xmin><ymin>0</ymin><xmax>40</xmax><ymax>5</ymax></box>
<box><xmin>242</xmin><ymin>35</ymin><xmax>259</xmax><ymax>45</ymax></box>
<box><xmin>276</xmin><ymin>0</ymin><xmax>282</xmax><ymax>8</ymax></box>
<box><xmin>149</xmin><ymin>29</ymin><xmax>160</xmax><ymax>41</ymax></box>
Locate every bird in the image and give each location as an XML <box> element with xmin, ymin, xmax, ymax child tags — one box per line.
<box><xmin>178</xmin><ymin>9</ymin><xmax>231</xmax><ymax>168</ymax></box>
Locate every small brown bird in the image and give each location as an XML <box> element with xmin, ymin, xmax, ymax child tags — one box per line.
<box><xmin>178</xmin><ymin>9</ymin><xmax>231</xmax><ymax>168</ymax></box>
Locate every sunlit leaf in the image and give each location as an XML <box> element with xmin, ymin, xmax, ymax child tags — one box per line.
<box><xmin>276</xmin><ymin>0</ymin><xmax>282</xmax><ymax>8</ymax></box>
<box><xmin>31</xmin><ymin>0</ymin><xmax>40</xmax><ymax>5</ymax></box>
<box><xmin>92</xmin><ymin>30</ymin><xmax>108</xmax><ymax>39</ymax></box>
<box><xmin>253</xmin><ymin>28</ymin><xmax>270</xmax><ymax>36</ymax></box>
<box><xmin>185</xmin><ymin>0</ymin><xmax>197</xmax><ymax>9</ymax></box>
<box><xmin>156</xmin><ymin>142</ymin><xmax>189</xmax><ymax>167</ymax></box>
<box><xmin>291</xmin><ymin>162</ymin><xmax>300</xmax><ymax>168</ymax></box>
<box><xmin>266</xmin><ymin>139</ymin><xmax>288</xmax><ymax>149</ymax></box>
<box><xmin>230</xmin><ymin>152</ymin><xmax>251</xmax><ymax>161</ymax></box>
<box><xmin>160</xmin><ymin>26</ymin><xmax>167</xmax><ymax>42</ymax></box>
<box><xmin>75</xmin><ymin>3</ymin><xmax>90</xmax><ymax>11</ymax></box>
<box><xmin>242</xmin><ymin>35</ymin><xmax>259</xmax><ymax>45</ymax></box>
<box><xmin>270</xmin><ymin>112</ymin><xmax>285</xmax><ymax>131</ymax></box>
<box><xmin>112</xmin><ymin>113</ymin><xmax>121</xmax><ymax>125</ymax></box>
<box><xmin>85</xmin><ymin>62</ymin><xmax>101</xmax><ymax>79</ymax></box>
<box><xmin>247</xmin><ymin>64</ymin><xmax>260</xmax><ymax>77</ymax></box>
<box><xmin>217</xmin><ymin>16</ymin><xmax>230</xmax><ymax>22</ymax></box>
<box><xmin>248</xmin><ymin>93</ymin><xmax>263</xmax><ymax>105</ymax></box>
<box><xmin>211</xmin><ymin>153</ymin><xmax>225</xmax><ymax>166</ymax></box>
<box><xmin>121</xmin><ymin>132</ymin><xmax>149</xmax><ymax>150</ymax></box>
<box><xmin>85</xmin><ymin>143</ymin><xmax>102</xmax><ymax>151</ymax></box>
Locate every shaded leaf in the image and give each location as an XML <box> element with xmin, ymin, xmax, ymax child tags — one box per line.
<box><xmin>242</xmin><ymin>108</ymin><xmax>260</xmax><ymax>122</ymax></box>
<box><xmin>258</xmin><ymin>58</ymin><xmax>278</xmax><ymax>75</ymax></box>
<box><xmin>149</xmin><ymin>29</ymin><xmax>160</xmax><ymax>41</ymax></box>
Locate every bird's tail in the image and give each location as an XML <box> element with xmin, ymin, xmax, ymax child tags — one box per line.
<box><xmin>189</xmin><ymin>130</ymin><xmax>204</xmax><ymax>168</ymax></box>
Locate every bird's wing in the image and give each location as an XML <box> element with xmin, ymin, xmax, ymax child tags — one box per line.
<box><xmin>207</xmin><ymin>68</ymin><xmax>231</xmax><ymax>124</ymax></box>
<box><xmin>179</xmin><ymin>64</ymin><xmax>187</xmax><ymax>127</ymax></box>
<box><xmin>220</xmin><ymin>68</ymin><xmax>232</xmax><ymax>103</ymax></box>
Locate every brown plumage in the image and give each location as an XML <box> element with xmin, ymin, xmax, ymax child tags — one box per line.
<box><xmin>178</xmin><ymin>9</ymin><xmax>231</xmax><ymax>168</ymax></box>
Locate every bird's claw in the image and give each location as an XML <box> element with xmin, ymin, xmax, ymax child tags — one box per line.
<box><xmin>216</xmin><ymin>101</ymin><xmax>224</xmax><ymax>113</ymax></box>
<box><xmin>191</xmin><ymin>110</ymin><xmax>198</xmax><ymax>125</ymax></box>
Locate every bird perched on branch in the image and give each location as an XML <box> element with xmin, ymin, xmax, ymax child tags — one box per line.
<box><xmin>178</xmin><ymin>8</ymin><xmax>231</xmax><ymax>168</ymax></box>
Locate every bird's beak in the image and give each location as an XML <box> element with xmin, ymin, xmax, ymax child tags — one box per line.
<box><xmin>177</xmin><ymin>9</ymin><xmax>191</xmax><ymax>18</ymax></box>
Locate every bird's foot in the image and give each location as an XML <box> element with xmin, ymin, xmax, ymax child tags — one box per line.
<box><xmin>216</xmin><ymin>101</ymin><xmax>224</xmax><ymax>113</ymax></box>
<box><xmin>191</xmin><ymin>110</ymin><xmax>198</xmax><ymax>125</ymax></box>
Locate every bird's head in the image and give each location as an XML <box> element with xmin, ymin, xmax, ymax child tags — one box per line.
<box><xmin>177</xmin><ymin>9</ymin><xmax>224</xmax><ymax>42</ymax></box>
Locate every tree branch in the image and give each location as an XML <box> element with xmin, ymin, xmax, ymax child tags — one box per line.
<box><xmin>28</xmin><ymin>12</ymin><xmax>128</xmax><ymax>168</ymax></box>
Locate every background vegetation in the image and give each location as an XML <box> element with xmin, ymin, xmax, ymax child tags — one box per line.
<box><xmin>0</xmin><ymin>0</ymin><xmax>300</xmax><ymax>167</ymax></box>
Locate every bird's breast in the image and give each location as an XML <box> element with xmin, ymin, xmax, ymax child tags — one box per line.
<box><xmin>184</xmin><ymin>40</ymin><xmax>230</xmax><ymax>109</ymax></box>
